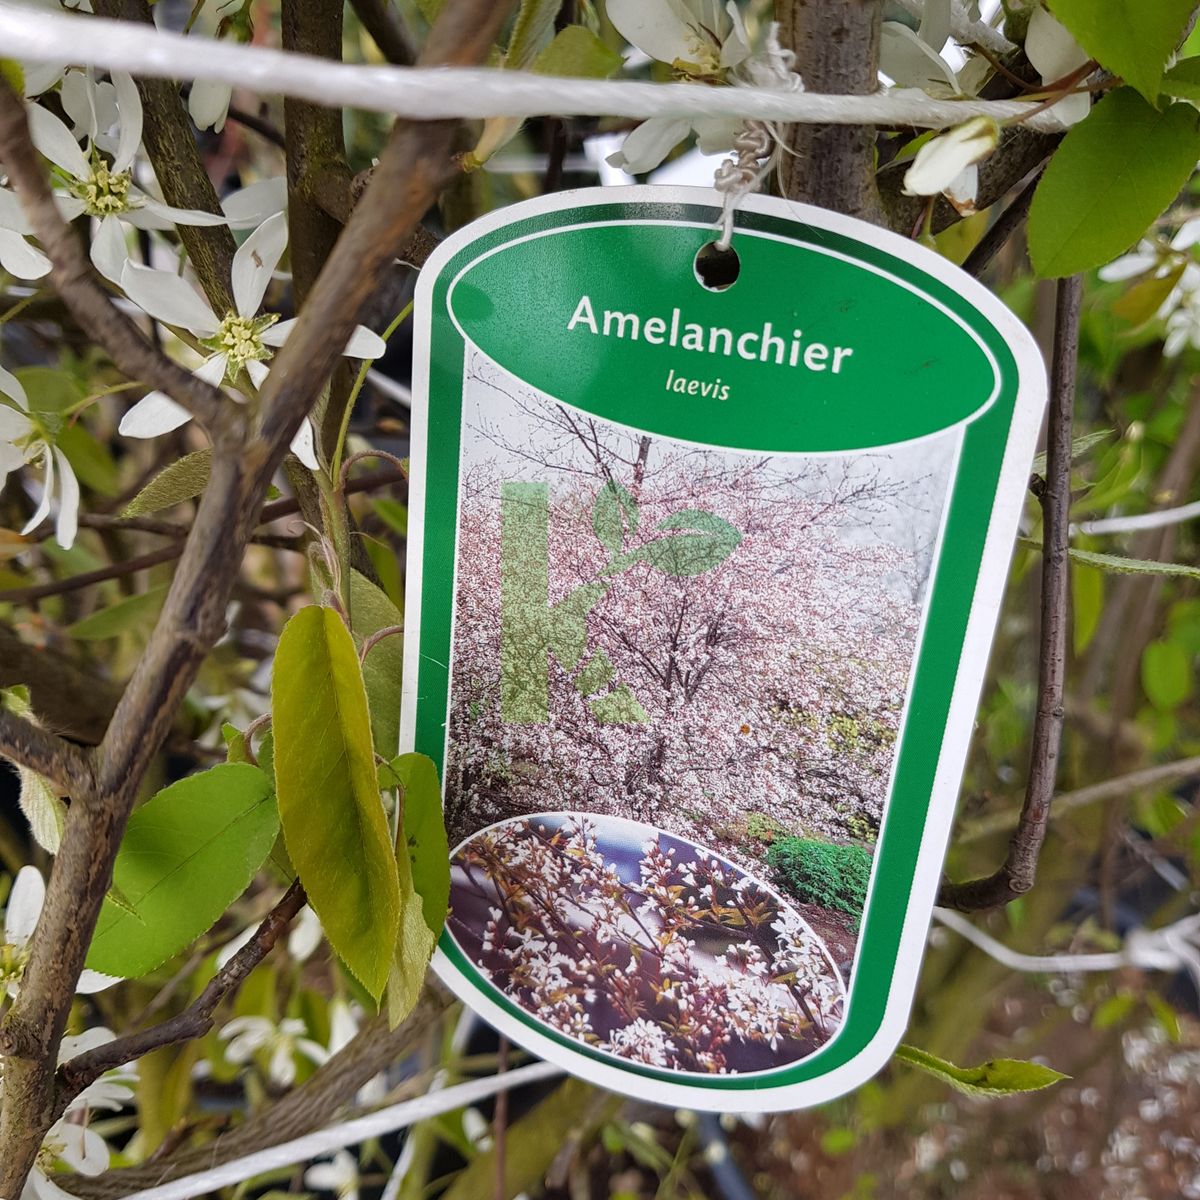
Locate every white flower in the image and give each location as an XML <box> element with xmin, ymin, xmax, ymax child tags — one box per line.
<box><xmin>326</xmin><ymin>998</ymin><xmax>386</xmax><ymax>1104</ymax></box>
<box><xmin>218</xmin><ymin>1014</ymin><xmax>329</xmax><ymax>1087</ymax></box>
<box><xmin>1</xmin><ymin>867</ymin><xmax>120</xmax><ymax>995</ymax></box>
<box><xmin>58</xmin><ymin>1027</ymin><xmax>138</xmax><ymax>1111</ymax></box>
<box><xmin>288</xmin><ymin>904</ymin><xmax>323</xmax><ymax>961</ymax></box>
<box><xmin>304</xmin><ymin>1150</ymin><xmax>360</xmax><ymax>1200</ymax></box>
<box><xmin>605</xmin><ymin>0</ymin><xmax>752</xmax><ymax>174</ymax></box>
<box><xmin>0</xmin><ymin>188</ymin><xmax>50</xmax><ymax>280</ymax></box>
<box><xmin>902</xmin><ymin>115</ymin><xmax>999</xmax><ymax>213</ymax></box>
<box><xmin>19</xmin><ymin>1114</ymin><xmax>109</xmax><ymax>1200</ymax></box>
<box><xmin>189</xmin><ymin>79</ymin><xmax>233</xmax><ymax>134</ymax></box>
<box><xmin>1024</xmin><ymin>6</ymin><xmax>1090</xmax><ymax>127</ymax></box>
<box><xmin>117</xmin><ymin>212</ymin><xmax>385</xmax><ymax>470</ymax></box>
<box><xmin>7</xmin><ymin>71</ymin><xmax>226</xmax><ymax>284</ymax></box>
<box><xmin>0</xmin><ymin>367</ymin><xmax>80</xmax><ymax>548</ymax></box>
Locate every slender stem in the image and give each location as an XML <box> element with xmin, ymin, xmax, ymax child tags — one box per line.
<box><xmin>939</xmin><ymin>275</ymin><xmax>1081</xmax><ymax>911</ymax></box>
<box><xmin>330</xmin><ymin>300</ymin><xmax>413</xmax><ymax>479</ymax></box>
<box><xmin>56</xmin><ymin>881</ymin><xmax>307</xmax><ymax>1103</ymax></box>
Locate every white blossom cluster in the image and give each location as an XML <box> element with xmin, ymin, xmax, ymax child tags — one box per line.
<box><xmin>451</xmin><ymin>816</ymin><xmax>845</xmax><ymax>1074</ymax></box>
<box><xmin>1</xmin><ymin>60</ymin><xmax>384</xmax><ymax>548</ymax></box>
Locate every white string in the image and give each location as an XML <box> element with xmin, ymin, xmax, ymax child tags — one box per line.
<box><xmin>117</xmin><ymin>1060</ymin><xmax>561</xmax><ymax>1200</ymax></box>
<box><xmin>711</xmin><ymin>25</ymin><xmax>800</xmax><ymax>251</ymax></box>
<box><xmin>1074</xmin><ymin>499</ymin><xmax>1200</xmax><ymax>536</ymax></box>
<box><xmin>933</xmin><ymin>907</ymin><xmax>1200</xmax><ymax>990</ymax></box>
<box><xmin>0</xmin><ymin>4</ymin><xmax>1066</xmax><ymax>132</ymax></box>
<box><xmin>892</xmin><ymin>0</ymin><xmax>1016</xmax><ymax>56</ymax></box>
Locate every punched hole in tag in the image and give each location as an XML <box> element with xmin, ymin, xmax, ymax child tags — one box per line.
<box><xmin>694</xmin><ymin>240</ymin><xmax>740</xmax><ymax>292</ymax></box>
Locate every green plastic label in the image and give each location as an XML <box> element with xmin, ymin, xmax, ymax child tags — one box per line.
<box><xmin>402</xmin><ymin>187</ymin><xmax>1046</xmax><ymax>1111</ymax></box>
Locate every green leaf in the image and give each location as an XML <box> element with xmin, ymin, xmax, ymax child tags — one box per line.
<box><xmin>1072</xmin><ymin>560</ymin><xmax>1103</xmax><ymax>656</ymax></box>
<box><xmin>371</xmin><ymin>497</ymin><xmax>408</xmax><ymax>537</ymax></box>
<box><xmin>630</xmin><ymin>509</ymin><xmax>742</xmax><ymax>577</ymax></box>
<box><xmin>1092</xmin><ymin>991</ymin><xmax>1137</xmax><ymax>1029</ymax></box>
<box><xmin>16</xmin><ymin>767</ymin><xmax>65</xmax><ymax>855</ymax></box>
<box><xmin>1141</xmin><ymin>638</ymin><xmax>1194</xmax><ymax>709</ymax></box>
<box><xmin>591</xmin><ymin>480</ymin><xmax>638</xmax><ymax>556</ymax></box>
<box><xmin>349</xmin><ymin>569</ymin><xmax>405</xmax><ymax>758</ymax></box>
<box><xmin>893</xmin><ymin>1044</ymin><xmax>1069</xmax><ymax>1096</ymax></box>
<box><xmin>1028</xmin><ymin>88</ymin><xmax>1200</xmax><ymax>278</ymax></box>
<box><xmin>386</xmin><ymin>752</ymin><xmax>450</xmax><ymax>937</ymax></box>
<box><xmin>1047</xmin><ymin>0</ymin><xmax>1194</xmax><ymax>102</ymax></box>
<box><xmin>1112</xmin><ymin>260</ymin><xmax>1186</xmax><ymax>325</ymax></box>
<box><xmin>505</xmin><ymin>0</ymin><xmax>558</xmax><ymax>69</ymax></box>
<box><xmin>1051</xmin><ymin>543</ymin><xmax>1200</xmax><ymax>581</ymax></box>
<box><xmin>122</xmin><ymin>449</ymin><xmax>213</xmax><ymax>517</ymax></box>
<box><xmin>86</xmin><ymin>763</ymin><xmax>279</xmax><ymax>976</ymax></box>
<box><xmin>1147</xmin><ymin>991</ymin><xmax>1182</xmax><ymax>1042</ymax></box>
<box><xmin>14</xmin><ymin>366</ymin><xmax>84</xmax><ymax>417</ymax></box>
<box><xmin>66</xmin><ymin>586</ymin><xmax>167</xmax><ymax>640</ymax></box>
<box><xmin>533</xmin><ymin>25</ymin><xmax>624</xmax><ymax>78</ymax></box>
<box><xmin>385</xmin><ymin>840</ymin><xmax>436</xmax><ymax>1028</ymax></box>
<box><xmin>272</xmin><ymin>605</ymin><xmax>399</xmax><ymax>999</ymax></box>
<box><xmin>1163</xmin><ymin>54</ymin><xmax>1200</xmax><ymax>101</ymax></box>
<box><xmin>1031</xmin><ymin>428</ymin><xmax>1113</xmax><ymax>476</ymax></box>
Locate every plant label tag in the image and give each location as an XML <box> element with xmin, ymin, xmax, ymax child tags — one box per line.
<box><xmin>402</xmin><ymin>186</ymin><xmax>1047</xmax><ymax>1111</ymax></box>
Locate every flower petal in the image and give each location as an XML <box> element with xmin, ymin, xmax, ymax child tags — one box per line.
<box><xmin>289</xmin><ymin>417</ymin><xmax>319</xmax><ymax>470</ymax></box>
<box><xmin>343</xmin><ymin>325</ymin><xmax>386</xmax><ymax>359</ymax></box>
<box><xmin>26</xmin><ymin>102</ymin><xmax>89</xmax><ymax>178</ymax></box>
<box><xmin>52</xmin><ymin>446</ymin><xmax>79</xmax><ymax>549</ymax></box>
<box><xmin>135</xmin><ymin>197</ymin><xmax>229</xmax><ymax>228</ymax></box>
<box><xmin>0</xmin><ymin>364</ymin><xmax>30</xmax><ymax>411</ymax></box>
<box><xmin>607</xmin><ymin>0</ymin><xmax>693</xmax><ymax>65</ymax></box>
<box><xmin>902</xmin><ymin>117</ymin><xmax>999</xmax><ymax>197</ymax></box>
<box><xmin>111</xmin><ymin>71</ymin><xmax>144</xmax><ymax>173</ymax></box>
<box><xmin>5</xmin><ymin>865</ymin><xmax>45</xmax><ymax>945</ymax></box>
<box><xmin>0</xmin><ymin>185</ymin><xmax>35</xmax><ymax>235</ymax></box>
<box><xmin>189</xmin><ymin>79</ymin><xmax>232</xmax><ymax>133</ymax></box>
<box><xmin>879</xmin><ymin>23</ymin><xmax>959</xmax><ymax>92</ymax></box>
<box><xmin>1025</xmin><ymin>6</ymin><xmax>1089</xmax><ymax>86</ymax></box>
<box><xmin>120</xmin><ymin>261</ymin><xmax>220</xmax><ymax>336</ymax></box>
<box><xmin>90</xmin><ymin>214</ymin><xmax>128</xmax><ymax>285</ymax></box>
<box><xmin>54</xmin><ymin>1123</ymin><xmax>110</xmax><ymax>1176</ymax></box>
<box><xmin>194</xmin><ymin>352</ymin><xmax>229</xmax><ymax>386</ymax></box>
<box><xmin>118</xmin><ymin>391</ymin><xmax>193</xmax><ymax>438</ymax></box>
<box><xmin>259</xmin><ymin>316</ymin><xmax>296</xmax><ymax>347</ymax></box>
<box><xmin>606</xmin><ymin>116</ymin><xmax>692</xmax><ymax>174</ymax></box>
<box><xmin>22</xmin><ymin>60</ymin><xmax>68</xmax><ymax>98</ymax></box>
<box><xmin>76</xmin><ymin>966</ymin><xmax>122</xmax><ymax>993</ymax></box>
<box><xmin>221</xmin><ymin>177</ymin><xmax>288</xmax><ymax>230</ymax></box>
<box><xmin>20</xmin><ymin>442</ymin><xmax>53</xmax><ymax>535</ymax></box>
<box><xmin>0</xmin><ymin>228</ymin><xmax>51</xmax><ymax>280</ymax></box>
<box><xmin>232</xmin><ymin>210</ymin><xmax>288</xmax><ymax>318</ymax></box>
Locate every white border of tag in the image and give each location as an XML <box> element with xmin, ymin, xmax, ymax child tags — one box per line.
<box><xmin>402</xmin><ymin>185</ymin><xmax>1048</xmax><ymax>1111</ymax></box>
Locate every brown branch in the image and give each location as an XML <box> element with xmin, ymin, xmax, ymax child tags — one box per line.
<box><xmin>0</xmin><ymin>2</ymin><xmax>509</xmax><ymax>1187</ymax></box>
<box><xmin>0</xmin><ymin>82</ymin><xmax>230</xmax><ymax>439</ymax></box>
<box><xmin>66</xmin><ymin>991</ymin><xmax>453</xmax><ymax>1199</ymax></box>
<box><xmin>0</xmin><ymin>543</ymin><xmax>185</xmax><ymax>604</ymax></box>
<box><xmin>56</xmin><ymin>881</ymin><xmax>306</xmax><ymax>1104</ymax></box>
<box><xmin>0</xmin><ymin>708</ymin><xmax>94</xmax><ymax>799</ymax></box>
<box><xmin>776</xmin><ymin>0</ymin><xmax>883</xmax><ymax>221</ymax></box>
<box><xmin>4</xmin><ymin>470</ymin><xmax>406</xmax><ymax>603</ymax></box>
<box><xmin>349</xmin><ymin>0</ymin><xmax>417</xmax><ymax>65</ymax></box>
<box><xmin>964</xmin><ymin>170</ymin><xmax>1041</xmax><ymax>278</ymax></box>
<box><xmin>92</xmin><ymin>0</ymin><xmax>238</xmax><ymax>313</ymax></box>
<box><xmin>939</xmin><ymin>275</ymin><xmax>1081</xmax><ymax>911</ymax></box>
<box><xmin>225</xmin><ymin>103</ymin><xmax>287</xmax><ymax>149</ymax></box>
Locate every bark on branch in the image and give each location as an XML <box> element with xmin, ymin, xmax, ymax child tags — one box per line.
<box><xmin>939</xmin><ymin>275</ymin><xmax>1080</xmax><ymax>911</ymax></box>
<box><xmin>0</xmin><ymin>1</ymin><xmax>509</xmax><ymax>1187</ymax></box>
<box><xmin>55</xmin><ymin>881</ymin><xmax>307</xmax><ymax>1104</ymax></box>
<box><xmin>0</xmin><ymin>708</ymin><xmax>95</xmax><ymax>799</ymax></box>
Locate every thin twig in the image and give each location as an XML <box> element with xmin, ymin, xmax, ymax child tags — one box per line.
<box><xmin>939</xmin><ymin>275</ymin><xmax>1081</xmax><ymax>911</ymax></box>
<box><xmin>964</xmin><ymin>170</ymin><xmax>1041</xmax><ymax>279</ymax></box>
<box><xmin>349</xmin><ymin>0</ymin><xmax>416</xmax><ymax>65</ymax></box>
<box><xmin>56</xmin><ymin>881</ymin><xmax>307</xmax><ymax>1103</ymax></box>
<box><xmin>0</xmin><ymin>709</ymin><xmax>94</xmax><ymax>798</ymax></box>
<box><xmin>225</xmin><ymin>103</ymin><xmax>287</xmax><ymax>149</ymax></box>
<box><xmin>2</xmin><ymin>471</ymin><xmax>407</xmax><ymax>603</ymax></box>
